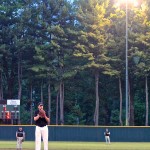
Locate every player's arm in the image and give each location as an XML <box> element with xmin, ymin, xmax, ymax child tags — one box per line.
<box><xmin>44</xmin><ymin>113</ymin><xmax>50</xmax><ymax>123</ymax></box>
<box><xmin>16</xmin><ymin>132</ymin><xmax>18</xmax><ymax>138</ymax></box>
<box><xmin>23</xmin><ymin>131</ymin><xmax>25</xmax><ymax>141</ymax></box>
<box><xmin>34</xmin><ymin>114</ymin><xmax>40</xmax><ymax>121</ymax></box>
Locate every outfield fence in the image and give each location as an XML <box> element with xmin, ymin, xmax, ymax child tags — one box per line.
<box><xmin>0</xmin><ymin>125</ymin><xmax>149</xmax><ymax>142</ymax></box>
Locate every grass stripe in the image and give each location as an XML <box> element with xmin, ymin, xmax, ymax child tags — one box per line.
<box><xmin>0</xmin><ymin>141</ymin><xmax>150</xmax><ymax>150</ymax></box>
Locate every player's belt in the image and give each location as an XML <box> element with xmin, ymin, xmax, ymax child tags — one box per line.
<box><xmin>37</xmin><ymin>125</ymin><xmax>47</xmax><ymax>127</ymax></box>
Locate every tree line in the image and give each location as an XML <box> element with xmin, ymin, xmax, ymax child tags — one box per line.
<box><xmin>0</xmin><ymin>0</ymin><xmax>150</xmax><ymax>126</ymax></box>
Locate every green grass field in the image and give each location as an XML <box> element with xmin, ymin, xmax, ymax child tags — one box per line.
<box><xmin>0</xmin><ymin>141</ymin><xmax>150</xmax><ymax>150</ymax></box>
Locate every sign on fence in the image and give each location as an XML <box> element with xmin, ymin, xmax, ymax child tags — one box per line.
<box><xmin>7</xmin><ymin>99</ymin><xmax>20</xmax><ymax>105</ymax></box>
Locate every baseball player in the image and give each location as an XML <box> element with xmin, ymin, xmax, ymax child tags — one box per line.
<box><xmin>34</xmin><ymin>102</ymin><xmax>50</xmax><ymax>150</ymax></box>
<box><xmin>16</xmin><ymin>127</ymin><xmax>25</xmax><ymax>150</ymax></box>
<box><xmin>104</xmin><ymin>128</ymin><xmax>110</xmax><ymax>144</ymax></box>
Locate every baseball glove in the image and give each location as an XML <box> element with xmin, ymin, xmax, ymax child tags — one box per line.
<box><xmin>39</xmin><ymin>109</ymin><xmax>46</xmax><ymax>118</ymax></box>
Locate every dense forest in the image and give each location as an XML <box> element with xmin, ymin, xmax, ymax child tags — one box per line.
<box><xmin>0</xmin><ymin>0</ymin><xmax>150</xmax><ymax>126</ymax></box>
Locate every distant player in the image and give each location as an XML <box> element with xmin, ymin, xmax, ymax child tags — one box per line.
<box><xmin>34</xmin><ymin>102</ymin><xmax>50</xmax><ymax>150</ymax></box>
<box><xmin>16</xmin><ymin>127</ymin><xmax>25</xmax><ymax>150</ymax></box>
<box><xmin>104</xmin><ymin>128</ymin><xmax>110</xmax><ymax>144</ymax></box>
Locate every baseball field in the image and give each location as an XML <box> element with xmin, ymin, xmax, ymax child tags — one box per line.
<box><xmin>0</xmin><ymin>141</ymin><xmax>150</xmax><ymax>150</ymax></box>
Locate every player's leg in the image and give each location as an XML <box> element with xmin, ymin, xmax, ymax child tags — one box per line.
<box><xmin>106</xmin><ymin>136</ymin><xmax>109</xmax><ymax>144</ymax></box>
<box><xmin>108</xmin><ymin>136</ymin><xmax>110</xmax><ymax>143</ymax></box>
<box><xmin>35</xmin><ymin>126</ymin><xmax>42</xmax><ymax>150</ymax></box>
<box><xmin>17</xmin><ymin>137</ymin><xmax>22</xmax><ymax>150</ymax></box>
<box><xmin>16</xmin><ymin>138</ymin><xmax>20</xmax><ymax>150</ymax></box>
<box><xmin>20</xmin><ymin>137</ymin><xmax>24</xmax><ymax>150</ymax></box>
<box><xmin>41</xmin><ymin>125</ymin><xmax>48</xmax><ymax>150</ymax></box>
<box><xmin>105</xmin><ymin>136</ymin><xmax>107</xmax><ymax>143</ymax></box>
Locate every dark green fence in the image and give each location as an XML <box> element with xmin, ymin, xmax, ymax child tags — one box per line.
<box><xmin>0</xmin><ymin>125</ymin><xmax>149</xmax><ymax>142</ymax></box>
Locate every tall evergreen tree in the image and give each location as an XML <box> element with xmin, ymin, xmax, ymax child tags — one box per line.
<box><xmin>74</xmin><ymin>0</ymin><xmax>113</xmax><ymax>125</ymax></box>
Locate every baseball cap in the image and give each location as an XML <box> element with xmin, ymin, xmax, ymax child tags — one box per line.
<box><xmin>38</xmin><ymin>102</ymin><xmax>43</xmax><ymax>106</ymax></box>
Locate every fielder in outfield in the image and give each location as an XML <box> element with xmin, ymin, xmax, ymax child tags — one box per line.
<box><xmin>104</xmin><ymin>128</ymin><xmax>110</xmax><ymax>144</ymax></box>
<box><xmin>34</xmin><ymin>102</ymin><xmax>50</xmax><ymax>150</ymax></box>
<box><xmin>16</xmin><ymin>126</ymin><xmax>25</xmax><ymax>150</ymax></box>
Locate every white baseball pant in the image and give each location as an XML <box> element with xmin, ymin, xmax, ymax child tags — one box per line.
<box><xmin>17</xmin><ymin>137</ymin><xmax>24</xmax><ymax>149</ymax></box>
<box><xmin>105</xmin><ymin>136</ymin><xmax>110</xmax><ymax>143</ymax></box>
<box><xmin>35</xmin><ymin>125</ymin><xmax>48</xmax><ymax>150</ymax></box>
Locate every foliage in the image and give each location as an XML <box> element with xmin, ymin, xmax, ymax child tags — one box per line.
<box><xmin>0</xmin><ymin>0</ymin><xmax>150</xmax><ymax>126</ymax></box>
